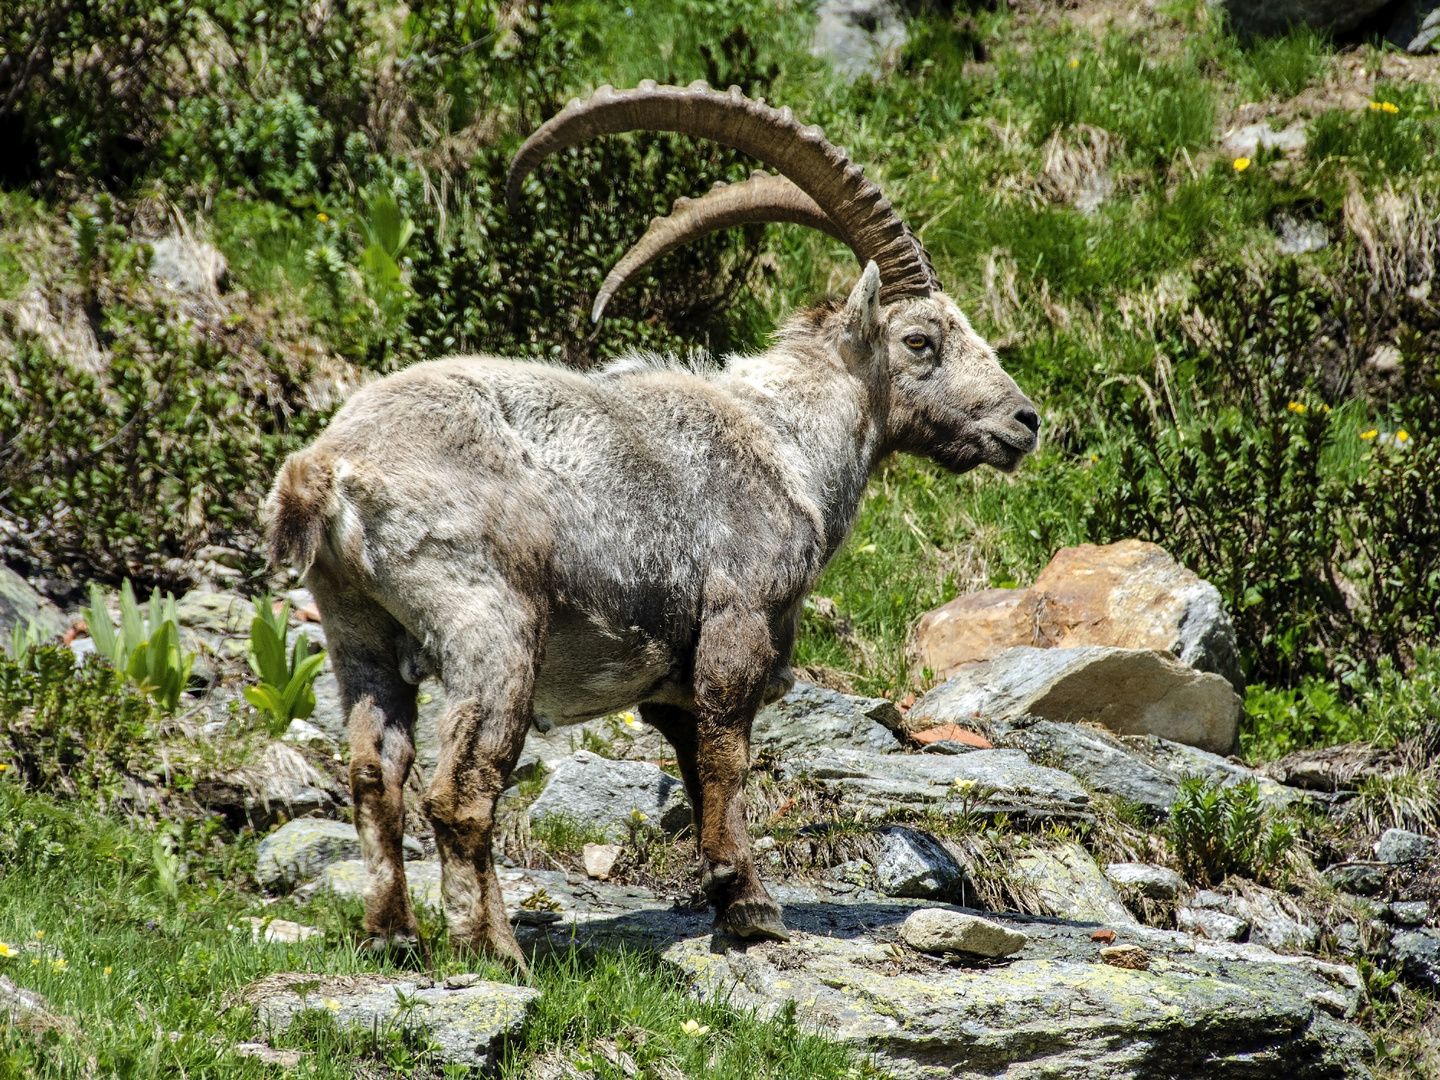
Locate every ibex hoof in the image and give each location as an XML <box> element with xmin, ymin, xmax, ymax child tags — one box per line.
<box><xmin>724</xmin><ymin>898</ymin><xmax>791</xmax><ymax>942</ymax></box>
<box><xmin>359</xmin><ymin>931</ymin><xmax>419</xmax><ymax>956</ymax></box>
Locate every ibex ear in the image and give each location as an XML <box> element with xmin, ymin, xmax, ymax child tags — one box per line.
<box><xmin>840</xmin><ymin>261</ymin><xmax>882</xmax><ymax>369</ymax></box>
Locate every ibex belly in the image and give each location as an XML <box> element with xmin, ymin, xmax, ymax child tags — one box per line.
<box><xmin>531</xmin><ymin>608</ymin><xmax>679</xmax><ymax>727</ymax></box>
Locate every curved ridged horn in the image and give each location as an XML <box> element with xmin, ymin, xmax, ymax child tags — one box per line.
<box><xmin>591</xmin><ymin>171</ymin><xmax>857</xmax><ymax>322</ymax></box>
<box><xmin>507</xmin><ymin>80</ymin><xmax>940</xmax><ymax>303</ymax></box>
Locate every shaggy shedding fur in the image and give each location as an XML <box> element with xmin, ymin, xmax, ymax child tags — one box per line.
<box><xmin>264</xmin><ymin>263</ymin><xmax>1039</xmax><ymax>967</ymax></box>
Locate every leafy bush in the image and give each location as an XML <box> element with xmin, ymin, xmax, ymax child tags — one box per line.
<box><xmin>244</xmin><ymin>593</ymin><xmax>326</xmax><ymax>736</ymax></box>
<box><xmin>0</xmin><ymin>648</ymin><xmax>157</xmax><ymax>795</ymax></box>
<box><xmin>1168</xmin><ymin>777</ymin><xmax>1296</xmax><ymax>887</ymax></box>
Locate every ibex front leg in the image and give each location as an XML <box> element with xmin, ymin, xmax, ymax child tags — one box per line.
<box><xmin>692</xmin><ymin>602</ymin><xmax>790</xmax><ymax>941</ymax></box>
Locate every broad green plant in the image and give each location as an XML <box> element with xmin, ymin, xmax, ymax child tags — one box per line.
<box><xmin>244</xmin><ymin>593</ymin><xmax>327</xmax><ymax>735</ymax></box>
<box><xmin>80</xmin><ymin>581</ymin><xmax>194</xmax><ymax>714</ymax></box>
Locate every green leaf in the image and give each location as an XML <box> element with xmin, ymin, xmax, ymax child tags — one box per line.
<box><xmin>249</xmin><ymin>616</ymin><xmax>289</xmax><ymax>689</ymax></box>
<box><xmin>118</xmin><ymin>580</ymin><xmax>146</xmax><ymax>663</ymax></box>
<box><xmin>244</xmin><ymin>683</ymin><xmax>285</xmax><ymax>721</ymax></box>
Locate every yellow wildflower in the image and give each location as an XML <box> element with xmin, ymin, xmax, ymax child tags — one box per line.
<box><xmin>317</xmin><ymin>212</ymin><xmax>329</xmax><ymax>222</ymax></box>
<box><xmin>33</xmin><ymin>931</ymin><xmax>43</xmax><ymax>940</ymax></box>
<box><xmin>0</xmin><ymin>763</ymin><xmax>8</xmax><ymax>772</ymax></box>
<box><xmin>1233</xmin><ymin>157</ymin><xmax>1250</xmax><ymax>172</ymax></box>
<box><xmin>1368</xmin><ymin>101</ymin><xmax>1381</xmax><ymax>111</ymax></box>
<box><xmin>1383</xmin><ymin>102</ymin><xmax>1399</xmax><ymax>114</ymax></box>
<box><xmin>104</xmin><ymin>967</ymin><xmax>113</xmax><ymax>975</ymax></box>
<box><xmin>629</xmin><ymin>809</ymin><xmax>648</xmax><ymax>823</ymax></box>
<box><xmin>1397</xmin><ymin>430</ymin><xmax>1411</xmax><ymax>442</ymax></box>
<box><xmin>681</xmin><ymin>1019</ymin><xmax>711</xmax><ymax>1037</ymax></box>
<box><xmin>0</xmin><ymin>942</ymin><xmax>13</xmax><ymax>958</ymax></box>
<box><xmin>322</xmin><ymin>997</ymin><xmax>341</xmax><ymax>1011</ymax></box>
<box><xmin>31</xmin><ymin>958</ymin><xmax>38</xmax><ymax>966</ymax></box>
<box><xmin>1287</xmin><ymin>402</ymin><xmax>1307</xmax><ymax>414</ymax></box>
<box><xmin>953</xmin><ymin>778</ymin><xmax>978</xmax><ymax>791</ymax></box>
<box><xmin>51</xmin><ymin>958</ymin><xmax>66</xmax><ymax>972</ymax></box>
<box><xmin>1361</xmin><ymin>429</ymin><xmax>1378</xmax><ymax>440</ymax></box>
<box><xmin>1069</xmin><ymin>59</ymin><xmax>1079</xmax><ymax>69</ymax></box>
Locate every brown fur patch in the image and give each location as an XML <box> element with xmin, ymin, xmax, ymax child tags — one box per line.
<box><xmin>265</xmin><ymin>449</ymin><xmax>335</xmax><ymax>570</ymax></box>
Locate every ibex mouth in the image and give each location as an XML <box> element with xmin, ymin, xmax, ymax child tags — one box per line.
<box><xmin>980</xmin><ymin>418</ymin><xmax>1041</xmax><ymax>454</ymax></box>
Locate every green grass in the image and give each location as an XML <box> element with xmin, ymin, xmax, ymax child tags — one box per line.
<box><xmin>0</xmin><ymin>784</ymin><xmax>866</xmax><ymax>1079</ymax></box>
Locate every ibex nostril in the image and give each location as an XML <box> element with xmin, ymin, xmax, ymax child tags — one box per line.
<box><xmin>1015</xmin><ymin>406</ymin><xmax>1041</xmax><ymax>434</ymax></box>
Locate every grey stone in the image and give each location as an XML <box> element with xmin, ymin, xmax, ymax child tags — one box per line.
<box><xmin>281</xmin><ymin>718</ymin><xmax>333</xmax><ymax>746</ymax></box>
<box><xmin>192</xmin><ymin>742</ymin><xmax>347</xmax><ymax>831</ymax></box>
<box><xmin>1124</xmin><ymin>735</ymin><xmax>1308</xmax><ymax>809</ymax></box>
<box><xmin>233</xmin><ymin>1043</ymin><xmax>304</xmax><ymax>1067</ymax></box>
<box><xmin>0</xmin><ymin>564</ymin><xmax>66</xmax><ymax>644</ymax></box>
<box><xmin>1411</xmin><ymin>23</ymin><xmax>1440</xmax><ymax>52</ymax></box>
<box><xmin>1012</xmin><ymin>842</ymin><xmax>1137</xmax><ymax>925</ymax></box>
<box><xmin>751</xmin><ymin>681</ymin><xmax>902</xmax><ymax>758</ymax></box>
<box><xmin>912</xmin><ymin>646</ymin><xmax>1241</xmax><ymax>756</ymax></box>
<box><xmin>175</xmin><ymin>589</ymin><xmax>251</xmax><ymax>634</ymax></box>
<box><xmin>1230</xmin><ymin>888</ymin><xmax>1319</xmax><ymax>953</ymax></box>
<box><xmin>873</xmin><ymin>826</ymin><xmax>963</xmax><ymax>899</ymax></box>
<box><xmin>997</xmin><ymin>720</ymin><xmax>1182</xmax><ymax>813</ymax></box>
<box><xmin>810</xmin><ymin>0</ymin><xmax>906</xmax><ymax>83</ymax></box>
<box><xmin>1393</xmin><ymin>929</ymin><xmax>1440</xmax><ymax>988</ymax></box>
<box><xmin>243</xmin><ymin>972</ymin><xmax>537</xmax><ymax>1070</ymax></box>
<box><xmin>527</xmin><ymin>751</ymin><xmax>691</xmax><ymax>841</ymax></box>
<box><xmin>780</xmin><ymin>746</ymin><xmax>1092</xmax><ymax>822</ymax></box>
<box><xmin>257</xmin><ymin>819</ymin><xmax>422</xmax><ymax>889</ymax></box>
<box><xmin>1216</xmin><ymin>0</ymin><xmax>1391</xmax><ymax>39</ymax></box>
<box><xmin>148</xmin><ymin>235</ymin><xmax>227</xmax><ymax>297</ymax></box>
<box><xmin>1222</xmin><ymin>123</ymin><xmax>1308</xmax><ymax>161</ymax></box>
<box><xmin>1323</xmin><ymin>862</ymin><xmax>1388</xmax><ymax>895</ymax></box>
<box><xmin>1390</xmin><ymin>901</ymin><xmax>1429</xmax><ymax>927</ymax></box>
<box><xmin>1275</xmin><ymin>213</ymin><xmax>1329</xmax><ymax>255</ymax></box>
<box><xmin>1104</xmin><ymin>862</ymin><xmax>1186</xmax><ymax>901</ymax></box>
<box><xmin>1375</xmin><ymin>827</ymin><xmax>1435</xmax><ymax>865</ymax></box>
<box><xmin>322</xmin><ymin>858</ymin><xmax>443</xmax><ymax>913</ymax></box>
<box><xmin>900</xmin><ymin>908</ymin><xmax>1028</xmax><ymax>957</ymax></box>
<box><xmin>1177</xmin><ymin>906</ymin><xmax>1250</xmax><ymax>942</ymax></box>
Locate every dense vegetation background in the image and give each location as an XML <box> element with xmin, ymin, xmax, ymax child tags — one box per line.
<box><xmin>1</xmin><ymin>0</ymin><xmax>1439</xmax><ymax>1075</ymax></box>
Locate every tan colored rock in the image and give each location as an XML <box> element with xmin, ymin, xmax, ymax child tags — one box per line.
<box><xmin>915</xmin><ymin>540</ymin><xmax>1239</xmax><ymax>688</ymax></box>
<box><xmin>901</xmin><ymin>908</ymin><xmax>1028</xmax><ymax>957</ymax></box>
<box><xmin>583</xmin><ymin>842</ymin><xmax>622</xmax><ymax>880</ymax></box>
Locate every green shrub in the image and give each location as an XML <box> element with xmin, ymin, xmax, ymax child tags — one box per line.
<box><xmin>244</xmin><ymin>593</ymin><xmax>326</xmax><ymax>736</ymax></box>
<box><xmin>1242</xmin><ymin>680</ymin><xmax>1364</xmax><ymax>762</ymax></box>
<box><xmin>1168</xmin><ymin>777</ymin><xmax>1296</xmax><ymax>887</ymax></box>
<box><xmin>0</xmin><ymin>648</ymin><xmax>157</xmax><ymax>796</ymax></box>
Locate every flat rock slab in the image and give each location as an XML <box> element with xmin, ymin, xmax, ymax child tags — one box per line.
<box><xmin>752</xmin><ymin>681</ymin><xmax>902</xmax><ymax>758</ymax></box>
<box><xmin>548</xmin><ymin>900</ymin><xmax>1370</xmax><ymax>1080</ymax></box>
<box><xmin>780</xmin><ymin>746</ymin><xmax>1092</xmax><ymax>822</ymax></box>
<box><xmin>996</xmin><ymin>719</ymin><xmax>1181</xmax><ymax>813</ymax></box>
<box><xmin>913</xmin><ymin>646</ymin><xmax>1241</xmax><ymax>756</ymax></box>
<box><xmin>242</xmin><ymin>972</ymin><xmax>537</xmax><ymax>1070</ymax></box>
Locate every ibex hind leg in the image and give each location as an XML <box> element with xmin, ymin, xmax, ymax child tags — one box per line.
<box><xmin>420</xmin><ymin>580</ymin><xmax>543</xmax><ymax>973</ymax></box>
<box><xmin>311</xmin><ymin>582</ymin><xmax>421</xmax><ymax>954</ymax></box>
<box><xmin>692</xmin><ymin>604</ymin><xmax>790</xmax><ymax>942</ymax></box>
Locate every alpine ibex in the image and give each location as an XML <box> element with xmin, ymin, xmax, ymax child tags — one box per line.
<box><xmin>265</xmin><ymin>81</ymin><xmax>1039</xmax><ymax>968</ymax></box>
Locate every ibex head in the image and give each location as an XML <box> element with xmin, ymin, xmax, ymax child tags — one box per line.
<box><xmin>508</xmin><ymin>80</ymin><xmax>1039</xmax><ymax>474</ymax></box>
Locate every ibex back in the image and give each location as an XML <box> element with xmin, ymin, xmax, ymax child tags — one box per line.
<box><xmin>265</xmin><ymin>81</ymin><xmax>1039</xmax><ymax>968</ymax></box>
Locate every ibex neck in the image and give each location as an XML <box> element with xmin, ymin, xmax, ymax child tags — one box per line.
<box><xmin>723</xmin><ymin>347</ymin><xmax>885</xmax><ymax>559</ymax></box>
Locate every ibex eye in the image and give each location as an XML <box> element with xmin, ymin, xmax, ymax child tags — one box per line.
<box><xmin>904</xmin><ymin>333</ymin><xmax>930</xmax><ymax>350</ymax></box>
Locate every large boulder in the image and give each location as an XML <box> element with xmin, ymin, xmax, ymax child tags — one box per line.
<box><xmin>241</xmin><ymin>972</ymin><xmax>537</xmax><ymax>1071</ymax></box>
<box><xmin>779</xmin><ymin>745</ymin><xmax>1092</xmax><ymax>823</ymax></box>
<box><xmin>1215</xmin><ymin>0</ymin><xmax>1391</xmax><ymax>39</ymax></box>
<box><xmin>751</xmin><ymin>681</ymin><xmax>903</xmax><ymax>758</ymax></box>
<box><xmin>911</xmin><ymin>646</ymin><xmax>1241</xmax><ymax>756</ymax></box>
<box><xmin>914</xmin><ymin>541</ymin><xmax>1240</xmax><ymax>688</ymax></box>
<box><xmin>527</xmin><ymin>751</ymin><xmax>691</xmax><ymax>841</ymax></box>
<box><xmin>0</xmin><ymin>564</ymin><xmax>67</xmax><ymax>643</ymax></box>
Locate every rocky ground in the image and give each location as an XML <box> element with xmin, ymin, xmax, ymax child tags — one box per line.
<box><xmin>4</xmin><ymin>541</ymin><xmax>1435</xmax><ymax>1078</ymax></box>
